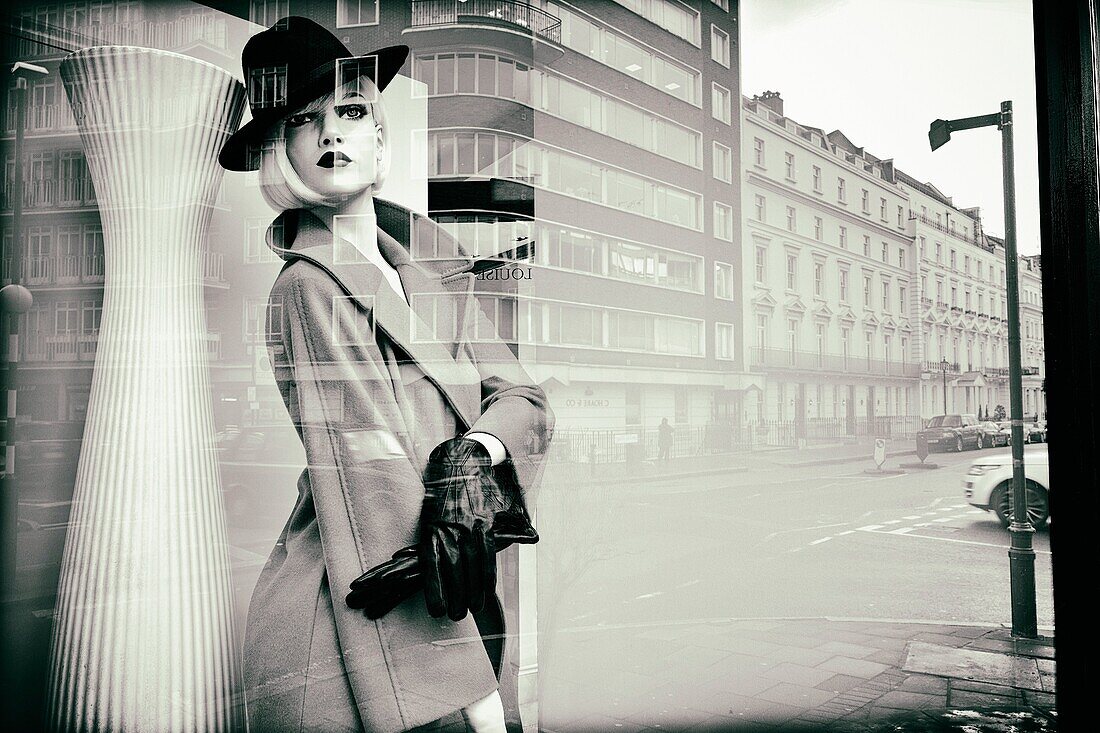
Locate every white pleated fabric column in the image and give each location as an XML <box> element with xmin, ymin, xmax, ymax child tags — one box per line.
<box><xmin>47</xmin><ymin>46</ymin><xmax>246</xmax><ymax>733</ymax></box>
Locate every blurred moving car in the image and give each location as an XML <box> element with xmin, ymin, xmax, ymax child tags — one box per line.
<box><xmin>917</xmin><ymin>414</ymin><xmax>982</xmax><ymax>453</ymax></box>
<box><xmin>977</xmin><ymin>421</ymin><xmax>1009</xmax><ymax>449</ymax></box>
<box><xmin>217</xmin><ymin>426</ymin><xmax>306</xmax><ymax>524</ymax></box>
<box><xmin>963</xmin><ymin>448</ymin><xmax>1050</xmax><ymax>528</ymax></box>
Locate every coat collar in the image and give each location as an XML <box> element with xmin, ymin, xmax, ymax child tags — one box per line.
<box><xmin>266</xmin><ymin>201</ymin><xmax>483</xmax><ymax>430</ymax></box>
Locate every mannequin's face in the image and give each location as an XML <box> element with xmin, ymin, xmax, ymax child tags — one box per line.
<box><xmin>283</xmin><ymin>82</ymin><xmax>382</xmax><ymax>200</ymax></box>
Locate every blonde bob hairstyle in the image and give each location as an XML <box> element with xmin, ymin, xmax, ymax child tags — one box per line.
<box><xmin>257</xmin><ymin>75</ymin><xmax>391</xmax><ymax>213</ymax></box>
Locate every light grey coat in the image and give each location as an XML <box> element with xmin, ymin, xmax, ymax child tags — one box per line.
<box><xmin>243</xmin><ymin>200</ymin><xmax>554</xmax><ymax>732</ymax></box>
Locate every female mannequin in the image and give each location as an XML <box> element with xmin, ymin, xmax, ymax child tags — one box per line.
<box><xmin>218</xmin><ymin>18</ymin><xmax>553</xmax><ymax>733</ymax></box>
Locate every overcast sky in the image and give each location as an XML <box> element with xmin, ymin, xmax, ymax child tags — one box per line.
<box><xmin>740</xmin><ymin>0</ymin><xmax>1040</xmax><ymax>254</ymax></box>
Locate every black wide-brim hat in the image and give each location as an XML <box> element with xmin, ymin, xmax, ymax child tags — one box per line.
<box><xmin>219</xmin><ymin>16</ymin><xmax>408</xmax><ymax>172</ymax></box>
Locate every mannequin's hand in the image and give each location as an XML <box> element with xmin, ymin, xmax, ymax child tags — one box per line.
<box><xmin>418</xmin><ymin>437</ymin><xmax>501</xmax><ymax>621</ymax></box>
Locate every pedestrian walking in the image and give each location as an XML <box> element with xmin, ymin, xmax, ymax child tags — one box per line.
<box><xmin>218</xmin><ymin>17</ymin><xmax>554</xmax><ymax>733</ymax></box>
<box><xmin>658</xmin><ymin>417</ymin><xmax>674</xmax><ymax>462</ymax></box>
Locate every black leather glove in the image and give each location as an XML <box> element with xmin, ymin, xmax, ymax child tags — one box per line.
<box><xmin>346</xmin><ymin>436</ymin><xmax>538</xmax><ymax>620</ymax></box>
<box><xmin>419</xmin><ymin>437</ymin><xmax>502</xmax><ymax>621</ymax></box>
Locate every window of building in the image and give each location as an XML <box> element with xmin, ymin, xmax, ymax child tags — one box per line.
<box><xmin>950</xmin><ymin>249</ymin><xmax>957</xmax><ymax>269</ymax></box>
<box><xmin>814</xmin><ymin>216</ymin><xmax>823</xmax><ymax>241</ymax></box>
<box><xmin>899</xmin><ymin>286</ymin><xmax>907</xmax><ymax>311</ymax></box>
<box><xmin>863</xmin><ymin>274</ymin><xmax>872</xmax><ymax>307</ymax></box>
<box><xmin>711</xmin><ymin>82</ymin><xmax>731</xmax><ymax>124</ymax></box>
<box><xmin>951</xmin><ymin>286</ymin><xmax>958</xmax><ymax>307</ymax></box>
<box><xmin>863</xmin><ymin>235</ymin><xmax>871</xmax><ymax>257</ymax></box>
<box><xmin>710</xmin><ymin>24</ymin><xmax>730</xmax><ymax>66</ymax></box>
<box><xmin>755</xmin><ymin>245</ymin><xmax>767</xmax><ymax>283</ymax></box>
<box><xmin>814</xmin><ymin>260</ymin><xmax>824</xmax><ymax>297</ymax></box>
<box><xmin>784</xmin><ymin>151</ymin><xmax>795</xmax><ymax>180</ymax></box>
<box><xmin>787</xmin><ymin>318</ymin><xmax>799</xmax><ymax>354</ymax></box>
<box><xmin>715</xmin><ymin>322</ymin><xmax>735</xmax><ymax>359</ymax></box>
<box><xmin>712</xmin><ymin>141</ymin><xmax>732</xmax><ymax>182</ymax></box>
<box><xmin>812</xmin><ymin>165</ymin><xmax>822</xmax><ymax>192</ymax></box>
<box><xmin>786</xmin><ymin>206</ymin><xmax>796</xmax><ymax>232</ymax></box>
<box><xmin>710</xmin><ymin>0</ymin><xmax>729</xmax><ymax>10</ymax></box>
<box><xmin>898</xmin><ymin>248</ymin><xmax>906</xmax><ymax>269</ymax></box>
<box><xmin>248</xmin><ymin>65</ymin><xmax>287</xmax><ymax>109</ymax></box>
<box><xmin>249</xmin><ymin>0</ymin><xmax>289</xmax><ymax>27</ymax></box>
<box><xmin>839</xmin><ymin>267</ymin><xmax>849</xmax><ymax>302</ymax></box>
<box><xmin>756</xmin><ymin>313</ymin><xmax>768</xmax><ymax>349</ymax></box>
<box><xmin>839</xmin><ymin>225</ymin><xmax>848</xmax><ymax>249</ymax></box>
<box><xmin>919</xmin><ymin>236</ymin><xmax>926</xmax><ymax>260</ymax></box>
<box><xmin>964</xmin><ymin>255</ymin><xmax>971</xmax><ymax>274</ymax></box>
<box><xmin>861</xmin><ymin>188</ymin><xmax>870</xmax><ymax>213</ymax></box>
<box><xmin>713</xmin><ymin>201</ymin><xmax>733</xmax><ymax>241</ymax></box>
<box><xmin>614</xmin><ymin>0</ymin><xmax>701</xmax><ymax>45</ymax></box>
<box><xmin>548</xmin><ymin>2</ymin><xmax>701</xmax><ymax>104</ymax></box>
<box><xmin>753</xmin><ymin>137</ymin><xmax>765</xmax><ymax>167</ymax></box>
<box><xmin>936</xmin><ymin>242</ymin><xmax>942</xmax><ymax>263</ymax></box>
<box><xmin>714</xmin><ymin>260</ymin><xmax>734</xmax><ymax>299</ymax></box>
<box><xmin>879</xmin><ymin>197</ymin><xmax>887</xmax><ymax>221</ymax></box>
<box><xmin>882</xmin><ymin>280</ymin><xmax>890</xmax><ymax>311</ymax></box>
<box><xmin>837</xmin><ymin>177</ymin><xmax>847</xmax><ymax>203</ymax></box>
<box><xmin>786</xmin><ymin>253</ymin><xmax>798</xmax><ymax>290</ymax></box>
<box><xmin>881</xmin><ymin>242</ymin><xmax>889</xmax><ymax>263</ymax></box>
<box><xmin>336</xmin><ymin>0</ymin><xmax>379</xmax><ymax>27</ymax></box>
<box><xmin>936</xmin><ymin>279</ymin><xmax>943</xmax><ymax>304</ymax></box>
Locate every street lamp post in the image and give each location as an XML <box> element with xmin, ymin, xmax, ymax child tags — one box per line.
<box><xmin>940</xmin><ymin>357</ymin><xmax>949</xmax><ymax>413</ymax></box>
<box><xmin>929</xmin><ymin>101</ymin><xmax>1038</xmax><ymax>638</ymax></box>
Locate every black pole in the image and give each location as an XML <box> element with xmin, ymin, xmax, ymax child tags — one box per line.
<box><xmin>1000</xmin><ymin>100</ymin><xmax>1038</xmax><ymax>638</ymax></box>
<box><xmin>942</xmin><ymin>362</ymin><xmax>947</xmax><ymax>413</ymax></box>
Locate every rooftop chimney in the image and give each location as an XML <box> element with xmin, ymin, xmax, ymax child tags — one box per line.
<box><xmin>753</xmin><ymin>90</ymin><xmax>783</xmax><ymax>117</ymax></box>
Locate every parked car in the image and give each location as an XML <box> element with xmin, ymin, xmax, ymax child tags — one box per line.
<box><xmin>996</xmin><ymin>420</ymin><xmax>1046</xmax><ymax>444</ymax></box>
<box><xmin>976</xmin><ymin>421</ymin><xmax>1009</xmax><ymax>449</ymax></box>
<box><xmin>963</xmin><ymin>448</ymin><xmax>1050</xmax><ymax>528</ymax></box>
<box><xmin>917</xmin><ymin>414</ymin><xmax>983</xmax><ymax>453</ymax></box>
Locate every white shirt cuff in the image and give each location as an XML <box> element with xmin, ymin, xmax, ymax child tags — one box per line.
<box><xmin>465</xmin><ymin>431</ymin><xmax>507</xmax><ymax>466</ymax></box>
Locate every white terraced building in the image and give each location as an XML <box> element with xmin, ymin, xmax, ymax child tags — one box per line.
<box><xmin>741</xmin><ymin>91</ymin><xmax>1041</xmax><ymax>431</ymax></box>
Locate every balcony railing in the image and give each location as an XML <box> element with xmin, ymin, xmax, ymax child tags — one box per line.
<box><xmin>751</xmin><ymin>347</ymin><xmax>920</xmax><ymax>378</ymax></box>
<box><xmin>912</xmin><ymin>213</ymin><xmax>995</xmax><ymax>252</ymax></box>
<box><xmin>3</xmin><ymin>103</ymin><xmax>79</xmax><ymax>134</ymax></box>
<box><xmin>14</xmin><ymin>13</ymin><xmax>229</xmax><ymax>59</ymax></box>
<box><xmin>923</xmin><ymin>360</ymin><xmax>961</xmax><ymax>374</ymax></box>
<box><xmin>2</xmin><ymin>254</ymin><xmax>105</xmax><ymax>286</ymax></box>
<box><xmin>409</xmin><ymin>0</ymin><xmax>562</xmax><ymax>44</ymax></box>
<box><xmin>984</xmin><ymin>367</ymin><xmax>1010</xmax><ymax>378</ymax></box>
<box><xmin>22</xmin><ymin>331</ymin><xmax>221</xmax><ymax>363</ymax></box>
<box><xmin>56</xmin><ymin>177</ymin><xmax>97</xmax><ymax>207</ymax></box>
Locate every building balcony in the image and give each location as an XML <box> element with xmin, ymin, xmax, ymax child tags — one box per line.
<box><xmin>1</xmin><ymin>252</ymin><xmax>225</xmax><ymax>288</ymax></box>
<box><xmin>923</xmin><ymin>360</ymin><xmax>961</xmax><ymax>374</ymax></box>
<box><xmin>751</xmin><ymin>347</ymin><xmax>920</xmax><ymax>378</ymax></box>
<box><xmin>3</xmin><ymin>103</ymin><xmax>79</xmax><ymax>135</ymax></box>
<box><xmin>23</xmin><ymin>331</ymin><xmax>220</xmax><ymax>363</ymax></box>
<box><xmin>1023</xmin><ymin>366</ymin><xmax>1040</xmax><ymax>376</ymax></box>
<box><xmin>406</xmin><ymin>0</ymin><xmax>564</xmax><ymax>65</ymax></box>
<box><xmin>12</xmin><ymin>13</ymin><xmax>229</xmax><ymax>60</ymax></box>
<box><xmin>984</xmin><ymin>367</ymin><xmax>1010</xmax><ymax>378</ymax></box>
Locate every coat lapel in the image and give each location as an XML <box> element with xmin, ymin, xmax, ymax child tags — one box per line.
<box><xmin>268</xmin><ymin>208</ymin><xmax>483</xmax><ymax>431</ymax></box>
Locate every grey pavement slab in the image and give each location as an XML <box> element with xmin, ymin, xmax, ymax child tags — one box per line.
<box><xmin>903</xmin><ymin>641</ymin><xmax>1044</xmax><ymax>691</ymax></box>
<box><xmin>818</xmin><ymin>656</ymin><xmax>891</xmax><ymax>679</ymax></box>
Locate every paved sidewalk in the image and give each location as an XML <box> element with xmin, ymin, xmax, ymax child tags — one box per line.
<box><xmin>538</xmin><ymin>617</ymin><xmax>1055</xmax><ymax>732</ymax></box>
